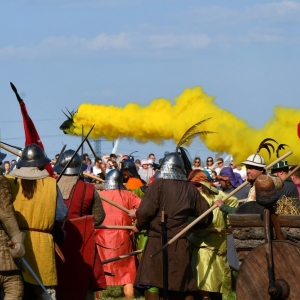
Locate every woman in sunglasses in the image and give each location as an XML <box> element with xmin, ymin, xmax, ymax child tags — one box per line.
<box><xmin>192</xmin><ymin>157</ymin><xmax>203</xmax><ymax>170</ymax></box>
<box><xmin>204</xmin><ymin>157</ymin><xmax>215</xmax><ymax>175</ymax></box>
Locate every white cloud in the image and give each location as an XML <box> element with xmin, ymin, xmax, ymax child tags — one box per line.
<box><xmin>1</xmin><ymin>1</ymin><xmax>299</xmax><ymax>60</ymax></box>
<box><xmin>0</xmin><ymin>32</ymin><xmax>211</xmax><ymax>59</ymax></box>
<box><xmin>143</xmin><ymin>34</ymin><xmax>210</xmax><ymax>49</ymax></box>
<box><xmin>246</xmin><ymin>1</ymin><xmax>300</xmax><ymax>21</ymax></box>
<box><xmin>0</xmin><ymin>33</ymin><xmax>132</xmax><ymax>59</ymax></box>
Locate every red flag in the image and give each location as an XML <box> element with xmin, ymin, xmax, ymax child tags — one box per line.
<box><xmin>20</xmin><ymin>101</ymin><xmax>44</xmax><ymax>149</ymax></box>
<box><xmin>19</xmin><ymin>100</ymin><xmax>53</xmax><ymax>175</ymax></box>
<box><xmin>10</xmin><ymin>82</ymin><xmax>53</xmax><ymax>175</ymax></box>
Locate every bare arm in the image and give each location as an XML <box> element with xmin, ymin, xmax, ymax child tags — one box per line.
<box><xmin>101</xmin><ymin>155</ymin><xmax>110</xmax><ymax>163</ymax></box>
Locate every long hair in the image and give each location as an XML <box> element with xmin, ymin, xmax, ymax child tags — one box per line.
<box><xmin>21</xmin><ymin>179</ymin><xmax>37</xmax><ymax>200</ymax></box>
<box><xmin>200</xmin><ymin>184</ymin><xmax>216</xmax><ymax>199</ymax></box>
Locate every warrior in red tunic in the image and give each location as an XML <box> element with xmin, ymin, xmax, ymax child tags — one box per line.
<box><xmin>95</xmin><ymin>169</ymin><xmax>141</xmax><ymax>299</ymax></box>
<box><xmin>54</xmin><ymin>150</ymin><xmax>106</xmax><ymax>300</ymax></box>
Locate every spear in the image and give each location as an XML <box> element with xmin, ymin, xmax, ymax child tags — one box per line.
<box><xmin>83</xmin><ymin>172</ymin><xmax>105</xmax><ymax>183</ymax></box>
<box><xmin>57</xmin><ymin>125</ymin><xmax>95</xmax><ymax>182</ymax></box>
<box><xmin>95</xmin><ymin>225</ymin><xmax>134</xmax><ymax>230</ymax></box>
<box><xmin>0</xmin><ymin>141</ymin><xmax>23</xmax><ymax>151</ymax></box>
<box><xmin>0</xmin><ymin>143</ymin><xmax>21</xmax><ymax>157</ymax></box>
<box><xmin>101</xmin><ymin>250</ymin><xmax>143</xmax><ymax>265</ymax></box>
<box><xmin>86</xmin><ymin>138</ymin><xmax>99</xmax><ymax>160</ymax></box>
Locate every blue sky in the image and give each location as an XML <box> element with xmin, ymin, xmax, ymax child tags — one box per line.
<box><xmin>1</xmin><ymin>0</ymin><xmax>299</xmax><ymax>164</ymax></box>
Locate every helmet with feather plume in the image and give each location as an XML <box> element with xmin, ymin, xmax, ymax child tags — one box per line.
<box><xmin>171</xmin><ymin>118</ymin><xmax>215</xmax><ymax>180</ymax></box>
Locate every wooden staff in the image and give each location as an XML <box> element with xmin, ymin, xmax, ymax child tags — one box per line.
<box><xmin>0</xmin><ymin>141</ymin><xmax>22</xmax><ymax>151</ymax></box>
<box><xmin>0</xmin><ymin>143</ymin><xmax>21</xmax><ymax>157</ymax></box>
<box><xmin>95</xmin><ymin>225</ymin><xmax>134</xmax><ymax>230</ymax></box>
<box><xmin>83</xmin><ymin>172</ymin><xmax>105</xmax><ymax>183</ymax></box>
<box><xmin>151</xmin><ymin>204</ymin><xmax>217</xmax><ymax>257</ymax></box>
<box><xmin>151</xmin><ymin>151</ymin><xmax>294</xmax><ymax>257</ymax></box>
<box><xmin>284</xmin><ymin>163</ymin><xmax>300</xmax><ymax>181</ymax></box>
<box><xmin>100</xmin><ymin>195</ymin><xmax>131</xmax><ymax>214</ymax></box>
<box><xmin>101</xmin><ymin>250</ymin><xmax>143</xmax><ymax>265</ymax></box>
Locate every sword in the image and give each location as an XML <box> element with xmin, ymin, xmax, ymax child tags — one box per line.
<box><xmin>20</xmin><ymin>257</ymin><xmax>52</xmax><ymax>299</ymax></box>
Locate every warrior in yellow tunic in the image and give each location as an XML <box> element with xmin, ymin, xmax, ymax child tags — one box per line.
<box><xmin>187</xmin><ymin>170</ymin><xmax>238</xmax><ymax>299</ymax></box>
<box><xmin>6</xmin><ymin>144</ymin><xmax>67</xmax><ymax>300</ymax></box>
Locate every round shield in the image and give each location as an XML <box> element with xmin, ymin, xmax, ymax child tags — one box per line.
<box><xmin>236</xmin><ymin>240</ymin><xmax>300</xmax><ymax>299</ymax></box>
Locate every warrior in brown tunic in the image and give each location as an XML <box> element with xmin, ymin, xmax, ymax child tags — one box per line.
<box><xmin>0</xmin><ymin>174</ymin><xmax>25</xmax><ymax>299</ymax></box>
<box><xmin>134</xmin><ymin>152</ymin><xmax>212</xmax><ymax>300</ymax></box>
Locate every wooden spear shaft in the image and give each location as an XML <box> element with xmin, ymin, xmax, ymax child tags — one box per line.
<box><xmin>151</xmin><ymin>150</ymin><xmax>294</xmax><ymax>257</ymax></box>
<box><xmin>83</xmin><ymin>172</ymin><xmax>105</xmax><ymax>182</ymax></box>
<box><xmin>283</xmin><ymin>163</ymin><xmax>300</xmax><ymax>181</ymax></box>
<box><xmin>101</xmin><ymin>250</ymin><xmax>143</xmax><ymax>265</ymax></box>
<box><xmin>0</xmin><ymin>143</ymin><xmax>21</xmax><ymax>157</ymax></box>
<box><xmin>100</xmin><ymin>195</ymin><xmax>131</xmax><ymax>214</ymax></box>
<box><xmin>95</xmin><ymin>225</ymin><xmax>134</xmax><ymax>230</ymax></box>
<box><xmin>151</xmin><ymin>204</ymin><xmax>218</xmax><ymax>257</ymax></box>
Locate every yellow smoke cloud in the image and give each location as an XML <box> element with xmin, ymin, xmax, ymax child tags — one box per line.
<box><xmin>63</xmin><ymin>86</ymin><xmax>300</xmax><ymax>164</ymax></box>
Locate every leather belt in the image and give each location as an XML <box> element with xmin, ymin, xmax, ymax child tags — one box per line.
<box><xmin>19</xmin><ymin>227</ymin><xmax>50</xmax><ymax>233</ymax></box>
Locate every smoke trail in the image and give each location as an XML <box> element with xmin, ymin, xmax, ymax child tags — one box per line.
<box><xmin>60</xmin><ymin>86</ymin><xmax>300</xmax><ymax>164</ymax></box>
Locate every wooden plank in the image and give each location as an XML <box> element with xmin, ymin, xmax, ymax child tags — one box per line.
<box><xmin>228</xmin><ymin>214</ymin><xmax>300</xmax><ymax>228</ymax></box>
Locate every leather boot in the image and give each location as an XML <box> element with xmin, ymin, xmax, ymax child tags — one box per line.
<box><xmin>144</xmin><ymin>290</ymin><xmax>159</xmax><ymax>300</ymax></box>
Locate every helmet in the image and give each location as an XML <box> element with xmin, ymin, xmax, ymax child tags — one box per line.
<box><xmin>104</xmin><ymin>169</ymin><xmax>126</xmax><ymax>190</ymax></box>
<box><xmin>122</xmin><ymin>159</ymin><xmax>140</xmax><ymax>177</ymax></box>
<box><xmin>160</xmin><ymin>152</ymin><xmax>187</xmax><ymax>180</ymax></box>
<box><xmin>153</xmin><ymin>171</ymin><xmax>162</xmax><ymax>179</ymax></box>
<box><xmin>53</xmin><ymin>149</ymin><xmax>87</xmax><ymax>175</ymax></box>
<box><xmin>17</xmin><ymin>144</ymin><xmax>50</xmax><ymax>168</ymax></box>
<box><xmin>242</xmin><ymin>154</ymin><xmax>265</xmax><ymax>168</ymax></box>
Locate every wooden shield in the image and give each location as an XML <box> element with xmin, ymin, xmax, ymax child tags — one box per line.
<box><xmin>236</xmin><ymin>240</ymin><xmax>300</xmax><ymax>300</ymax></box>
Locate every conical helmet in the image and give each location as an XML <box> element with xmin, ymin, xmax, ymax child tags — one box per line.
<box><xmin>160</xmin><ymin>152</ymin><xmax>187</xmax><ymax>180</ymax></box>
<box><xmin>104</xmin><ymin>169</ymin><xmax>126</xmax><ymax>190</ymax></box>
<box><xmin>121</xmin><ymin>159</ymin><xmax>139</xmax><ymax>177</ymax></box>
<box><xmin>53</xmin><ymin>149</ymin><xmax>87</xmax><ymax>175</ymax></box>
<box><xmin>16</xmin><ymin>144</ymin><xmax>50</xmax><ymax>168</ymax></box>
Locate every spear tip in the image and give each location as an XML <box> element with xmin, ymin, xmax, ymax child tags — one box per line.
<box><xmin>9</xmin><ymin>82</ymin><xmax>22</xmax><ymax>103</ymax></box>
<box><xmin>10</xmin><ymin>82</ymin><xmax>17</xmax><ymax>93</ymax></box>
